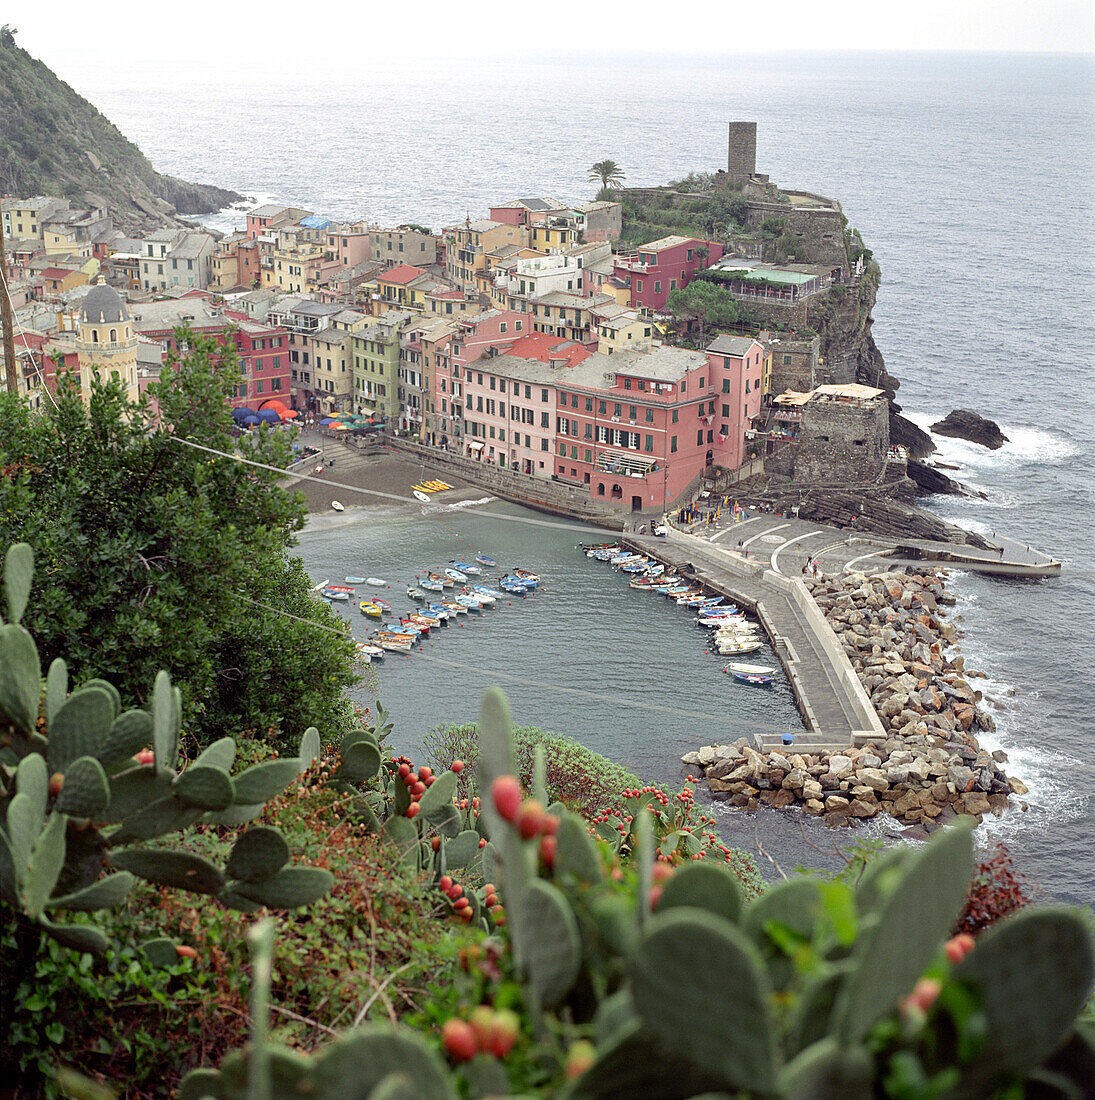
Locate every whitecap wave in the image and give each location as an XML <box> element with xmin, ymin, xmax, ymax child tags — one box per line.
<box><xmin>439</xmin><ymin>496</ymin><xmax>496</xmax><ymax>511</ymax></box>
<box><xmin>904</xmin><ymin>411</ymin><xmax>1076</xmax><ymax>472</ymax></box>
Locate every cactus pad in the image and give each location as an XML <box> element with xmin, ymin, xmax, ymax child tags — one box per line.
<box><xmin>49</xmin><ymin>686</ymin><xmax>115</xmax><ymax>772</ymax></box>
<box><xmin>174</xmin><ymin>765</ymin><xmax>235</xmax><ymax>811</ymax></box>
<box><xmin>113</xmin><ymin>848</ymin><xmax>226</xmax><ymax>895</ymax></box>
<box><xmin>229</xmin><ymin>866</ymin><xmax>334</xmax><ymax>909</ymax></box>
<box><xmin>97</xmin><ymin>709</ymin><xmax>155</xmax><ymax>770</ymax></box>
<box><xmin>226</xmin><ymin>827</ymin><xmax>290</xmax><ymax>883</ymax></box>
<box><xmin>55</xmin><ymin>755</ymin><xmax>111</xmax><ymax>818</ymax></box>
<box><xmin>554</xmin><ymin>813</ymin><xmax>602</xmax><ymax>884</ymax></box>
<box><xmin>231</xmin><ymin>759</ymin><xmax>302</xmax><ymax>804</ymax></box>
<box><xmin>657</xmin><ymin>860</ymin><xmax>743</xmax><ymax>923</ymax></box>
<box><xmin>3</xmin><ymin>542</ymin><xmax>33</xmax><ymax>623</ymax></box>
<box><xmin>631</xmin><ymin>909</ymin><xmax>776</xmax><ymax>1094</ymax></box>
<box><xmin>0</xmin><ymin>623</ymin><xmax>42</xmax><ymax>735</ymax></box>
<box><xmin>49</xmin><ymin>872</ymin><xmax>135</xmax><ymax>912</ymax></box>
<box><xmin>519</xmin><ymin>879</ymin><xmax>582</xmax><ymax>1008</ymax></box>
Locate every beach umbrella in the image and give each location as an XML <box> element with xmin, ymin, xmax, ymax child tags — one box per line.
<box><xmin>320</xmin><ymin>417</ymin><xmax>337</xmax><ymax>426</ymax></box>
<box><xmin>231</xmin><ymin>406</ymin><xmax>257</xmax><ymax>422</ymax></box>
<box><xmin>257</xmin><ymin>408</ymin><xmax>281</xmax><ymax>423</ymax></box>
<box><xmin>242</xmin><ymin>413</ymin><xmax>262</xmax><ymax>426</ymax></box>
<box><xmin>329</xmin><ymin>422</ymin><xmax>346</xmax><ymax>430</ymax></box>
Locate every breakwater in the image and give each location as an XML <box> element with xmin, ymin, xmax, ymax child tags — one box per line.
<box><xmin>683</xmin><ymin>567</ymin><xmax>1027</xmax><ymax>832</ymax></box>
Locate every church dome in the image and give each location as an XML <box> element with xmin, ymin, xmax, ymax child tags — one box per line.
<box><xmin>80</xmin><ymin>282</ymin><xmax>129</xmax><ymax>325</ymax></box>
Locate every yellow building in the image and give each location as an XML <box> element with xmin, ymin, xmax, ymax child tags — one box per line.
<box><xmin>76</xmin><ymin>281</ymin><xmax>139</xmax><ymax>403</ymax></box>
<box><xmin>595</xmin><ymin>312</ymin><xmax>654</xmax><ymax>355</ymax></box>
<box><xmin>529</xmin><ymin>222</ymin><xmax>578</xmax><ymax>253</ymax></box>
<box><xmin>445</xmin><ymin>220</ymin><xmax>528</xmax><ymax>289</ymax></box>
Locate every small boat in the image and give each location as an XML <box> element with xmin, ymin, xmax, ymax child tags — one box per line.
<box><xmin>441</xmin><ymin>601</ymin><xmax>468</xmax><ymax>615</ymax></box>
<box><xmin>445</xmin><ymin>567</ymin><xmax>467</xmax><ymax>582</ymax></box>
<box><xmin>512</xmin><ymin>568</ymin><xmax>540</xmax><ymax>584</ymax></box>
<box><xmin>360</xmin><ymin>602</ymin><xmax>384</xmax><ymax>619</ymax></box>
<box><xmin>428</xmin><ymin>573</ymin><xmax>455</xmax><ymax>588</ymax></box>
<box><xmin>464</xmin><ymin>588</ymin><xmax>495</xmax><ymax>606</ymax></box>
<box><xmin>411</xmin><ymin>613</ymin><xmax>442</xmax><ymax>627</ymax></box>
<box><xmin>320</xmin><ymin>589</ymin><xmax>349</xmax><ymax>601</ymax></box>
<box><xmin>398</xmin><ymin>618</ymin><xmax>428</xmax><ymax>635</ymax></box>
<box><xmin>451</xmin><ymin>560</ymin><xmax>482</xmax><ymax>575</ymax></box>
<box><xmin>473</xmin><ymin>584</ymin><xmax>504</xmax><ymax>599</ymax></box>
<box><xmin>475</xmin><ymin>553</ymin><xmax>497</xmax><ymax>567</ymax></box>
<box><xmin>371</xmin><ymin>598</ymin><xmax>392</xmax><ymax>611</ymax></box>
<box><xmin>325</xmin><ymin>584</ymin><xmax>356</xmax><ymax>593</ymax></box>
<box><xmin>420</xmin><ymin>579</ymin><xmax>445</xmax><ymax>592</ymax></box>
<box><xmin>717</xmin><ymin>639</ymin><xmax>764</xmax><ymax>656</ymax></box>
<box><xmin>454</xmin><ymin>594</ymin><xmax>484</xmax><ymax>611</ymax></box>
<box><xmin>500</xmin><ymin>576</ymin><xmax>532</xmax><ymax>592</ymax></box>
<box><xmin>331</xmin><ymin>501</ymin><xmax>345</xmax><ymax>512</ymax></box>
<box><xmin>366</xmin><ymin>578</ymin><xmax>387</xmax><ymax>587</ymax></box>
<box><xmin>374</xmin><ymin>634</ymin><xmax>414</xmax><ymax>653</ymax></box>
<box><xmin>407</xmin><ymin>587</ymin><xmax>427</xmax><ymax>602</ymax></box>
<box><xmin>355</xmin><ymin>642</ymin><xmax>385</xmax><ymax>662</ymax></box>
<box><xmin>413</xmin><ymin>490</ymin><xmax>431</xmax><ymax>503</ymax></box>
<box><xmin>425</xmin><ymin>603</ymin><xmax>453</xmax><ymax>620</ymax></box>
<box><xmin>725</xmin><ymin>663</ymin><xmax>775</xmax><ymax>685</ymax></box>
<box><xmin>312</xmin><ymin>579</ymin><xmax>330</xmax><ymax>591</ymax></box>
<box><xmin>346</xmin><ymin>576</ymin><xmax>368</xmax><ymax>584</ymax></box>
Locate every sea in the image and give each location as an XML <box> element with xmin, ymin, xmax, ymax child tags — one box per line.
<box><xmin>59</xmin><ymin>50</ymin><xmax>1095</xmax><ymax>903</ymax></box>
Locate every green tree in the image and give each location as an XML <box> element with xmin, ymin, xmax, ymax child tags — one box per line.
<box><xmin>0</xmin><ymin>329</ymin><xmax>358</xmax><ymax>747</ymax></box>
<box><xmin>665</xmin><ymin>278</ymin><xmax>742</xmax><ymax>344</ymax></box>
<box><xmin>588</xmin><ymin>159</ymin><xmax>626</xmax><ymax>190</ymax></box>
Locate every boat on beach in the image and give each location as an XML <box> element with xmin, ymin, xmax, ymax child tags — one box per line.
<box><xmin>331</xmin><ymin>501</ymin><xmax>345</xmax><ymax>512</ymax></box>
<box><xmin>413</xmin><ymin>490</ymin><xmax>431</xmax><ymax>503</ymax></box>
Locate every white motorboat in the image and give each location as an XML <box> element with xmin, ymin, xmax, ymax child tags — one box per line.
<box><xmin>445</xmin><ymin>567</ymin><xmax>467</xmax><ymax>582</ymax></box>
<box><xmin>366</xmin><ymin>577</ymin><xmax>387</xmax><ymax>587</ymax></box>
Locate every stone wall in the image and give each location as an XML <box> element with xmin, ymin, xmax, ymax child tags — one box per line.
<box><xmin>767</xmin><ymin>335</ymin><xmax>821</xmax><ymax>393</ymax></box>
<box><xmin>727</xmin><ymin>122</ymin><xmax>757</xmax><ymax>184</ymax></box>
<box><xmin>793</xmin><ymin>394</ymin><xmax>889</xmax><ymax>486</ymax></box>
<box><xmin>743</xmin><ymin>202</ymin><xmax>848</xmax><ymax>272</ymax></box>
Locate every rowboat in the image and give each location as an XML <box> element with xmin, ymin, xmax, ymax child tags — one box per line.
<box><xmin>374</xmin><ymin>634</ymin><xmax>414</xmax><ymax>653</ymax></box>
<box><xmin>420</xmin><ymin>579</ymin><xmax>445</xmax><ymax>592</ymax></box>
<box><xmin>398</xmin><ymin>618</ymin><xmax>428</xmax><ymax>635</ymax></box>
<box><xmin>411</xmin><ymin>613</ymin><xmax>442</xmax><ymax>628</ymax></box>
<box><xmin>346</xmin><ymin>576</ymin><xmax>368</xmax><ymax>584</ymax></box>
<box><xmin>475</xmin><ymin>553</ymin><xmax>498</xmax><ymax>567</ymax></box>
<box><xmin>366</xmin><ymin>577</ymin><xmax>387</xmax><ymax>587</ymax></box>
<box><xmin>425</xmin><ymin>603</ymin><xmax>453</xmax><ymax>620</ymax></box>
<box><xmin>320</xmin><ymin>589</ymin><xmax>349</xmax><ymax>601</ymax></box>
<box><xmin>326</xmin><ymin>584</ymin><xmax>356</xmax><ymax>593</ymax></box>
<box><xmin>372</xmin><ymin>598</ymin><xmax>392</xmax><ymax>611</ymax></box>
<box><xmin>465</xmin><ymin>589</ymin><xmax>495</xmax><ymax>606</ymax></box>
<box><xmin>360</xmin><ymin>602</ymin><xmax>384</xmax><ymax>619</ymax></box>
<box><xmin>445</xmin><ymin>567</ymin><xmax>467</xmax><ymax>582</ymax></box>
<box><xmin>451</xmin><ymin>560</ymin><xmax>482</xmax><ymax>575</ymax></box>
<box><xmin>312</xmin><ymin>579</ymin><xmax>330</xmax><ymax>591</ymax></box>
<box><xmin>473</xmin><ymin>584</ymin><xmax>504</xmax><ymax>598</ymax></box>
<box><xmin>428</xmin><ymin>573</ymin><xmax>455</xmax><ymax>587</ymax></box>
<box><xmin>725</xmin><ymin>663</ymin><xmax>775</xmax><ymax>685</ymax></box>
<box><xmin>500</xmin><ymin>575</ymin><xmax>532</xmax><ymax>591</ymax></box>
<box><xmin>454</xmin><ymin>594</ymin><xmax>484</xmax><ymax>610</ymax></box>
<box><xmin>407</xmin><ymin>587</ymin><xmax>427</xmax><ymax>602</ymax></box>
<box><xmin>331</xmin><ymin>501</ymin><xmax>345</xmax><ymax>512</ymax></box>
<box><xmin>512</xmin><ymin>569</ymin><xmax>539</xmax><ymax>587</ymax></box>
<box><xmin>441</xmin><ymin>601</ymin><xmax>469</xmax><ymax>615</ymax></box>
<box><xmin>355</xmin><ymin>642</ymin><xmax>384</xmax><ymax>662</ymax></box>
<box><xmin>413</xmin><ymin>490</ymin><xmax>431</xmax><ymax>503</ymax></box>
<box><xmin>716</xmin><ymin>639</ymin><xmax>764</xmax><ymax>656</ymax></box>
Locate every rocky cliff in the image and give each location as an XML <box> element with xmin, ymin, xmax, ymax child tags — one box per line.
<box><xmin>0</xmin><ymin>28</ymin><xmax>242</xmax><ymax>233</ymax></box>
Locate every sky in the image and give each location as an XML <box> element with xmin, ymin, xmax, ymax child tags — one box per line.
<box><xmin>9</xmin><ymin>0</ymin><xmax>1094</xmax><ymax>73</ymax></box>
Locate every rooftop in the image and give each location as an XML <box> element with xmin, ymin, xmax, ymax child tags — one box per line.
<box><xmin>638</xmin><ymin>235</ymin><xmax>701</xmax><ymax>253</ymax></box>
<box><xmin>493</xmin><ymin>198</ymin><xmax>567</xmax><ymax>212</ymax></box>
<box><xmin>706</xmin><ymin>334</ymin><xmax>760</xmax><ymax>357</ymax></box>
<box><xmin>378</xmin><ymin>263</ymin><xmax>428</xmax><ymax>286</ymax></box>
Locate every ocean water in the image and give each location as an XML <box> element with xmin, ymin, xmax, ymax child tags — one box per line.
<box><xmin>58</xmin><ymin>50</ymin><xmax>1095</xmax><ymax>902</ymax></box>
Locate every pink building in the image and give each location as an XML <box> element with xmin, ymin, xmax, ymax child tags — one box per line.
<box><xmin>325</xmin><ymin>223</ymin><xmax>371</xmax><ymax>268</ymax></box>
<box><xmin>612</xmin><ymin>236</ymin><xmax>725</xmax><ymax>312</ymax></box>
<box><xmin>460</xmin><ymin>333</ymin><xmax>591</xmax><ymax>473</ymax></box>
<box><xmin>453</xmin><ymin>333</ymin><xmax>764</xmax><ymax>510</ymax></box>
<box><xmin>428</xmin><ymin>310</ymin><xmax>532</xmax><ymax>448</ymax></box>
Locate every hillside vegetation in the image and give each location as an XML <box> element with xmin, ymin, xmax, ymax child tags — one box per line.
<box><xmin>0</xmin><ymin>26</ymin><xmax>240</xmax><ymax>231</ymax></box>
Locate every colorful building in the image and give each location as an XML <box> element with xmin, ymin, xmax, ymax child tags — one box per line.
<box><xmin>351</xmin><ymin>310</ymin><xmax>413</xmax><ymax>420</ymax></box>
<box><xmin>612</xmin><ymin>236</ymin><xmax>725</xmax><ymax>312</ymax></box>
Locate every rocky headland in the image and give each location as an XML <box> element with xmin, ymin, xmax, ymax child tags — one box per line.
<box><xmin>0</xmin><ymin>30</ymin><xmax>242</xmax><ymax>233</ymax></box>
<box><xmin>683</xmin><ymin>568</ymin><xmax>1027</xmax><ymax>833</ymax></box>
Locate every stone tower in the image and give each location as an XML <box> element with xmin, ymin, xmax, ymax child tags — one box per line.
<box><xmin>727</xmin><ymin>121</ymin><xmax>757</xmax><ymax>186</ymax></box>
<box><xmin>77</xmin><ymin>280</ymin><xmax>139</xmax><ymax>403</ymax></box>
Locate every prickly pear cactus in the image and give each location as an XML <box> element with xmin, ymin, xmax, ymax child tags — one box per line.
<box><xmin>0</xmin><ymin>543</ymin><xmax>332</xmax><ymax>952</ymax></box>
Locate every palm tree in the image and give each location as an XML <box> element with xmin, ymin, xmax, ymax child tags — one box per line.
<box><xmin>588</xmin><ymin>160</ymin><xmax>626</xmax><ymax>191</ymax></box>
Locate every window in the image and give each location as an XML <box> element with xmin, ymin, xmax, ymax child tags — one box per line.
<box><xmin>637</xmin><ymin>280</ymin><xmax>643</xmax><ymax>293</ymax></box>
<box><xmin>541</xmin><ymin>388</ymin><xmax>549</xmax><ymax>402</ymax></box>
<box><xmin>671</xmin><ymin>436</ymin><xmax>677</xmax><ymax>453</ymax></box>
<box><xmin>784</xmin><ymin>353</ymin><xmax>792</xmax><ymax>364</ymax></box>
<box><xmin>722</xmin><ymin>404</ymin><xmax>730</xmax><ymax>417</ymax></box>
<box><xmin>654</xmin><ymin>281</ymin><xmax>661</xmax><ymax>294</ymax></box>
<box><xmin>624</xmin><ymin>377</ymin><xmax>631</xmax><ymax>389</ymax></box>
<box><xmin>723</xmin><ymin>379</ymin><xmax>731</xmax><ymax>393</ymax></box>
<box><xmin>500</xmin><ymin>430</ymin><xmax>505</xmax><ymax>442</ymax></box>
<box><xmin>585</xmin><ymin>397</ymin><xmax>593</xmax><ymax>412</ymax></box>
<box><xmin>570</xmin><ymin>446</ymin><xmax>578</xmax><ymax>459</ymax></box>
<box><xmin>489</xmin><ymin>427</ymin><xmax>496</xmax><ymax>439</ymax></box>
<box><xmin>256</xmin><ymin>380</ymin><xmax>264</xmax><ymax>394</ymax></box>
<box><xmin>597</xmin><ymin>484</ymin><xmax>605</xmax><ymax>495</ymax></box>
<box><xmin>500</xmin><ymin>379</ymin><xmax>506</xmax><ymax>393</ymax></box>
<box><xmin>584</xmin><ymin>424</ymin><xmax>592</xmax><ymax>439</ymax></box>
<box><xmin>645</xmin><ymin>408</ymin><xmax>654</xmax><ymax>423</ymax></box>
<box><xmin>500</xmin><ymin>322</ymin><xmax>507</xmax><ymax>333</ymax></box>
<box><xmin>109</xmin><ymin>329</ymin><xmax>116</xmax><ymax>342</ymax></box>
<box><xmin>697</xmin><ymin>430</ymin><xmax>704</xmax><ymax>446</ymax></box>
<box><xmin>476</xmin><ymin>396</ymin><xmax>483</xmax><ymax>411</ymax></box>
<box><xmin>670</xmin><ymin>279</ymin><xmax>677</xmax><ymax>290</ymax></box>
<box><xmin>571</xmin><ymin>394</ymin><xmax>578</xmax><ymax>409</ymax></box>
<box><xmin>541</xmin><ymin>439</ymin><xmax>549</xmax><ymax>451</ymax></box>
<box><xmin>541</xmin><ymin>411</ymin><xmax>550</xmax><ymax>428</ymax></box>
<box><xmin>273</xmin><ymin>356</ymin><xmax>280</xmax><ymax>368</ymax></box>
<box><xmin>629</xmin><ymin>406</ymin><xmax>636</xmax><ymax>420</ymax></box>
<box><xmin>614</xmin><ymin>403</ymin><xmax>622</xmax><ymax>418</ymax></box>
<box><xmin>745</xmin><ymin>380</ymin><xmax>750</xmax><ymax>393</ymax></box>
<box><xmin>272</xmin><ymin>378</ymin><xmax>282</xmax><ymax>391</ymax></box>
<box><xmin>687</xmin><ymin>248</ymin><xmax>693</xmax><ymax>261</ymax></box>
<box><xmin>672</xmin><ymin>410</ymin><xmax>678</xmax><ymax>423</ymax></box>
<box><xmin>707</xmin><ymin>431</ymin><xmax>713</xmax><ymax>443</ymax></box>
<box><xmin>525</xmin><ymin>385</ymin><xmax>532</xmax><ymax>399</ymax></box>
<box><xmin>499</xmin><ymin>403</ymin><xmax>505</xmax><ymax>417</ymax></box>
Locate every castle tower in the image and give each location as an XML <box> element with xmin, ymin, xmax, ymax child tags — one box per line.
<box><xmin>727</xmin><ymin>121</ymin><xmax>757</xmax><ymax>186</ymax></box>
<box><xmin>77</xmin><ymin>280</ymin><xmax>139</xmax><ymax>403</ymax></box>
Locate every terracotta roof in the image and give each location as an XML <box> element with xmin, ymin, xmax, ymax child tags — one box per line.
<box><xmin>505</xmin><ymin>332</ymin><xmax>592</xmax><ymax>368</ymax></box>
<box><xmin>40</xmin><ymin>267</ymin><xmax>75</xmax><ymax>280</ymax></box>
<box><xmin>378</xmin><ymin>263</ymin><xmax>428</xmax><ymax>286</ymax></box>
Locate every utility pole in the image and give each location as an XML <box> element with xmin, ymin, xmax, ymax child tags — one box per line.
<box><xmin>0</xmin><ymin>206</ymin><xmax>18</xmax><ymax>394</ymax></box>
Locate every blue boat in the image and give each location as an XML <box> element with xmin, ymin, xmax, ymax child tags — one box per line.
<box><xmin>450</xmin><ymin>560</ymin><xmax>482</xmax><ymax>575</ymax></box>
<box><xmin>345</xmin><ymin>576</ymin><xmax>368</xmax><ymax>584</ymax></box>
<box><xmin>475</xmin><ymin>553</ymin><xmax>497</xmax><ymax>568</ymax></box>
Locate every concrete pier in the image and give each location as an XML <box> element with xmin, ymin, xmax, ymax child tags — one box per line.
<box><xmin>619</xmin><ymin>529</ymin><xmax>887</xmax><ymax>754</ymax></box>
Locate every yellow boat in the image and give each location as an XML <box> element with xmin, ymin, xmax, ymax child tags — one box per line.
<box><xmin>360</xmin><ymin>602</ymin><xmax>384</xmax><ymax>619</ymax></box>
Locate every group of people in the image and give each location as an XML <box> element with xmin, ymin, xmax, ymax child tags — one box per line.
<box><xmin>802</xmin><ymin>557</ymin><xmax>822</xmax><ymax>578</ymax></box>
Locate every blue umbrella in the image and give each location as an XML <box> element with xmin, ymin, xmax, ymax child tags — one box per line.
<box><xmin>242</xmin><ymin>414</ymin><xmax>262</xmax><ymax>426</ymax></box>
<box><xmin>257</xmin><ymin>409</ymin><xmax>281</xmax><ymax>423</ymax></box>
<box><xmin>231</xmin><ymin>406</ymin><xmax>257</xmax><ymax>422</ymax></box>
<box><xmin>320</xmin><ymin>417</ymin><xmax>337</xmax><ymax>426</ymax></box>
